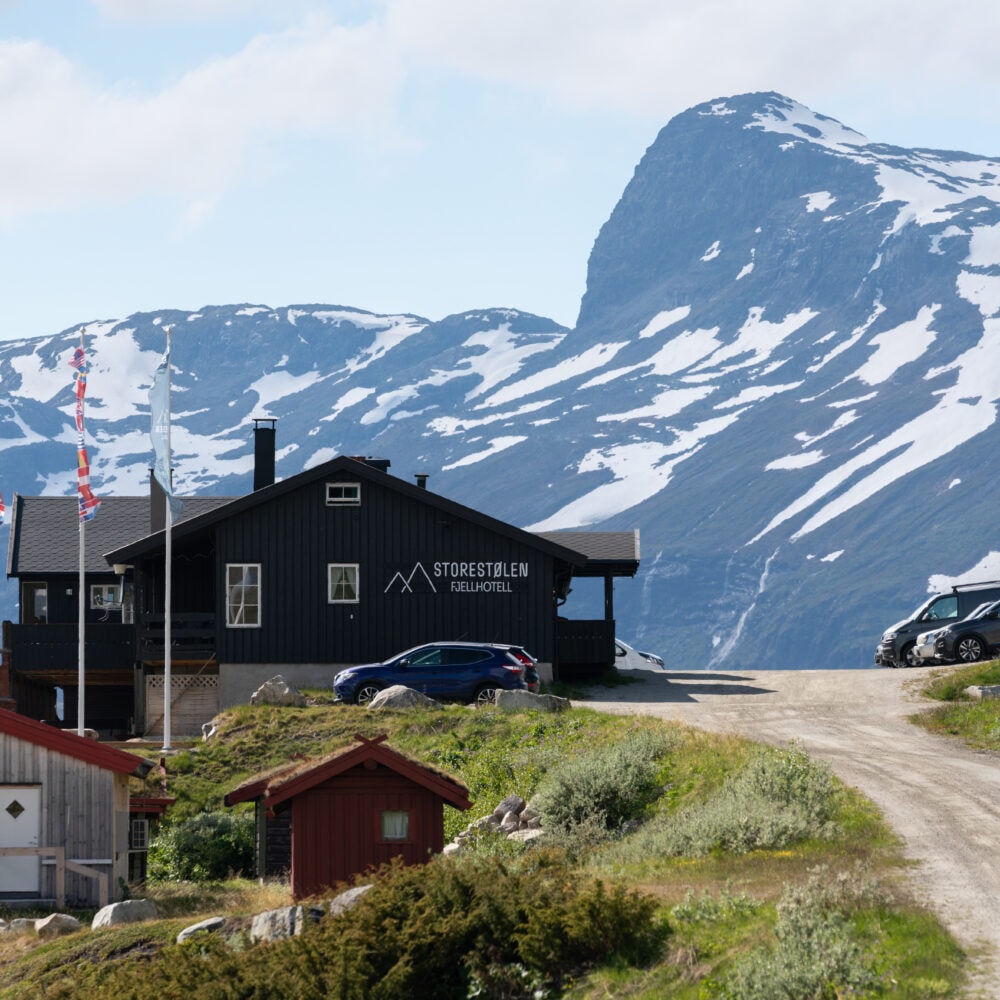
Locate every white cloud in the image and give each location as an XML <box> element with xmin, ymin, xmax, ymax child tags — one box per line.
<box><xmin>4</xmin><ymin>0</ymin><xmax>1000</xmax><ymax>233</ymax></box>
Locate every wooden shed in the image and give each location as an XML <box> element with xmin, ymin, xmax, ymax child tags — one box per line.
<box><xmin>0</xmin><ymin>708</ymin><xmax>155</xmax><ymax>906</ymax></box>
<box><xmin>226</xmin><ymin>734</ymin><xmax>471</xmax><ymax>899</ymax></box>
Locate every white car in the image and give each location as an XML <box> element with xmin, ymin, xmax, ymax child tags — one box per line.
<box><xmin>614</xmin><ymin>638</ymin><xmax>665</xmax><ymax>671</ymax></box>
<box><xmin>912</xmin><ymin>628</ymin><xmax>943</xmax><ymax>664</ymax></box>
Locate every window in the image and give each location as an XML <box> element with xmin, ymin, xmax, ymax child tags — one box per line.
<box><xmin>130</xmin><ymin>818</ymin><xmax>149</xmax><ymax>851</ymax></box>
<box><xmin>328</xmin><ymin>564</ymin><xmax>359</xmax><ymax>603</ymax></box>
<box><xmin>21</xmin><ymin>582</ymin><xmax>47</xmax><ymax>625</ymax></box>
<box><xmin>226</xmin><ymin>563</ymin><xmax>261</xmax><ymax>627</ymax></box>
<box><xmin>326</xmin><ymin>482</ymin><xmax>360</xmax><ymax>506</ymax></box>
<box><xmin>90</xmin><ymin>583</ymin><xmax>122</xmax><ymax>609</ymax></box>
<box><xmin>381</xmin><ymin>810</ymin><xmax>410</xmax><ymax>842</ymax></box>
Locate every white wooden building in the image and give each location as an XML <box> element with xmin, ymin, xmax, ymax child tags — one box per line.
<box><xmin>0</xmin><ymin>709</ymin><xmax>155</xmax><ymax>907</ymax></box>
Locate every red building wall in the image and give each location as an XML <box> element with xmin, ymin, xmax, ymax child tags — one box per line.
<box><xmin>289</xmin><ymin>766</ymin><xmax>445</xmax><ymax>899</ymax></box>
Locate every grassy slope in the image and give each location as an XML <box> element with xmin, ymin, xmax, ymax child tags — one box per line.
<box><xmin>0</xmin><ymin>683</ymin><xmax>971</xmax><ymax>998</ymax></box>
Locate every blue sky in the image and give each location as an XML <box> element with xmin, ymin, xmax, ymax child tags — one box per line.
<box><xmin>2</xmin><ymin>0</ymin><xmax>999</xmax><ymax>342</ymax></box>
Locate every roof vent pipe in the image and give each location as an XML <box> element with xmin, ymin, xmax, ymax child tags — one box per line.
<box><xmin>253</xmin><ymin>418</ymin><xmax>276</xmax><ymax>491</ymax></box>
<box><xmin>415</xmin><ymin>473</ymin><xmax>428</xmax><ymax>489</ymax></box>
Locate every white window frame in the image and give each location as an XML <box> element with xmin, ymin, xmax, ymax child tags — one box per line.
<box><xmin>130</xmin><ymin>818</ymin><xmax>149</xmax><ymax>851</ymax></box>
<box><xmin>328</xmin><ymin>563</ymin><xmax>360</xmax><ymax>604</ymax></box>
<box><xmin>90</xmin><ymin>583</ymin><xmax>122</xmax><ymax>609</ymax></box>
<box><xmin>226</xmin><ymin>563</ymin><xmax>261</xmax><ymax>628</ymax></box>
<box><xmin>326</xmin><ymin>482</ymin><xmax>361</xmax><ymax>506</ymax></box>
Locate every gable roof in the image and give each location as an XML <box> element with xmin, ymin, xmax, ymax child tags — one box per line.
<box><xmin>0</xmin><ymin>708</ymin><xmax>155</xmax><ymax>777</ymax></box>
<box><xmin>6</xmin><ymin>494</ymin><xmax>231</xmax><ymax>576</ymax></box>
<box><xmin>536</xmin><ymin>530</ymin><xmax>640</xmax><ymax>577</ymax></box>
<box><xmin>225</xmin><ymin>733</ymin><xmax>471</xmax><ymax>813</ymax></box>
<box><xmin>106</xmin><ymin>456</ymin><xmax>589</xmax><ymax>568</ymax></box>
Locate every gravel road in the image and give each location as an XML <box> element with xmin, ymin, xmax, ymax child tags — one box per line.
<box><xmin>577</xmin><ymin>665</ymin><xmax>1000</xmax><ymax>998</ymax></box>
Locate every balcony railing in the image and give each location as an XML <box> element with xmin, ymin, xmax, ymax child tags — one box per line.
<box><xmin>138</xmin><ymin>614</ymin><xmax>217</xmax><ymax>664</ymax></box>
<box><xmin>6</xmin><ymin>623</ymin><xmax>135</xmax><ymax>676</ymax></box>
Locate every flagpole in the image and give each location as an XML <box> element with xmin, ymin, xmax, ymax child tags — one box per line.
<box><xmin>77</xmin><ymin>493</ymin><xmax>85</xmax><ymax>736</ymax></box>
<box><xmin>162</xmin><ymin>327</ymin><xmax>173</xmax><ymax>753</ymax></box>
<box><xmin>76</xmin><ymin>330</ymin><xmax>86</xmax><ymax>736</ymax></box>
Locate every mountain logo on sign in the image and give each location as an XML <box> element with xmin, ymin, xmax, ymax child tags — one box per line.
<box><xmin>384</xmin><ymin>562</ymin><xmax>437</xmax><ymax>594</ymax></box>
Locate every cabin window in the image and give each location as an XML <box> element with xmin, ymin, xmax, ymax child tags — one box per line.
<box><xmin>90</xmin><ymin>583</ymin><xmax>122</xmax><ymax>609</ymax></box>
<box><xmin>328</xmin><ymin>564</ymin><xmax>359</xmax><ymax>603</ymax></box>
<box><xmin>130</xmin><ymin>818</ymin><xmax>149</xmax><ymax>851</ymax></box>
<box><xmin>326</xmin><ymin>482</ymin><xmax>361</xmax><ymax>506</ymax></box>
<box><xmin>380</xmin><ymin>810</ymin><xmax>410</xmax><ymax>842</ymax></box>
<box><xmin>226</xmin><ymin>563</ymin><xmax>261</xmax><ymax>627</ymax></box>
<box><xmin>21</xmin><ymin>582</ymin><xmax>48</xmax><ymax>624</ymax></box>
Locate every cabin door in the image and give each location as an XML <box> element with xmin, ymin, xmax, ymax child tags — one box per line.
<box><xmin>0</xmin><ymin>785</ymin><xmax>42</xmax><ymax>896</ymax></box>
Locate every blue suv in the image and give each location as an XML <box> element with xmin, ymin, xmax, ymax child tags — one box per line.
<box><xmin>333</xmin><ymin>641</ymin><xmax>533</xmax><ymax>706</ymax></box>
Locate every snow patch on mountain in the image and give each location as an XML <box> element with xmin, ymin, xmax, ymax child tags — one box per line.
<box><xmin>851</xmin><ymin>305</ymin><xmax>939</xmax><ymax>385</ymax></box>
<box><xmin>928</xmin><ymin>552</ymin><xmax>1000</xmax><ymax>592</ymax></box>
<box><xmin>483</xmin><ymin>342</ymin><xmax>628</xmax><ymax>407</ymax></box>
<box><xmin>639</xmin><ymin>307</ymin><xmax>691</xmax><ymax>338</ymax></box>
<box><xmin>443</xmin><ymin>436</ymin><xmax>527</xmax><ymax>470</ymax></box>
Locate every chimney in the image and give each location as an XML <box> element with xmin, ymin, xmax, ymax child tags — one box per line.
<box><xmin>253</xmin><ymin>418</ymin><xmax>276</xmax><ymax>491</ymax></box>
<box><xmin>415</xmin><ymin>473</ymin><xmax>428</xmax><ymax>489</ymax></box>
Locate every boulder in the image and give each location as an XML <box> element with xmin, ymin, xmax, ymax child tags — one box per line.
<box><xmin>250</xmin><ymin>905</ymin><xmax>305</xmax><ymax>943</ymax></box>
<box><xmin>507</xmin><ymin>828</ymin><xmax>545</xmax><ymax>844</ymax></box>
<box><xmin>250</xmin><ymin>675</ymin><xmax>307</xmax><ymax>707</ymax></box>
<box><xmin>328</xmin><ymin>884</ymin><xmax>374</xmax><ymax>916</ymax></box>
<box><xmin>494</xmin><ymin>691</ymin><xmax>570</xmax><ymax>713</ymax></box>
<box><xmin>92</xmin><ymin>898</ymin><xmax>158</xmax><ymax>929</ymax></box>
<box><xmin>964</xmin><ymin>685</ymin><xmax>1000</xmax><ymax>700</ymax></box>
<box><xmin>493</xmin><ymin>794</ymin><xmax>526</xmax><ymax>819</ymax></box>
<box><xmin>177</xmin><ymin>915</ymin><xmax>227</xmax><ymax>944</ymax></box>
<box><xmin>6</xmin><ymin>918</ymin><xmax>36</xmax><ymax>935</ymax></box>
<box><xmin>35</xmin><ymin>913</ymin><xmax>81</xmax><ymax>938</ymax></box>
<box><xmin>367</xmin><ymin>685</ymin><xmax>438</xmax><ymax>710</ymax></box>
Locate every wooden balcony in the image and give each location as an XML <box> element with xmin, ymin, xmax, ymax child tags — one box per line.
<box><xmin>138</xmin><ymin>614</ymin><xmax>217</xmax><ymax>666</ymax></box>
<box><xmin>5</xmin><ymin>623</ymin><xmax>135</xmax><ymax>684</ymax></box>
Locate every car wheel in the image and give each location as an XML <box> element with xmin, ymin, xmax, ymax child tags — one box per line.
<box><xmin>474</xmin><ymin>685</ymin><xmax>498</xmax><ymax>707</ymax></box>
<box><xmin>354</xmin><ymin>682</ymin><xmax>383</xmax><ymax>705</ymax></box>
<box><xmin>956</xmin><ymin>636</ymin><xmax>986</xmax><ymax>663</ymax></box>
<box><xmin>903</xmin><ymin>643</ymin><xmax>922</xmax><ymax>668</ymax></box>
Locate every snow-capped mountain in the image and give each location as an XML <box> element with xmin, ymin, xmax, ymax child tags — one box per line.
<box><xmin>3</xmin><ymin>91</ymin><xmax>1000</xmax><ymax>670</ymax></box>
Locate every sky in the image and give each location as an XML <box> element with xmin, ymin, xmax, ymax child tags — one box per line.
<box><xmin>2</xmin><ymin>1</ymin><xmax>1000</xmax><ymax>343</ymax></box>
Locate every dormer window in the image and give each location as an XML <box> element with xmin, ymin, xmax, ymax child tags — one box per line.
<box><xmin>326</xmin><ymin>482</ymin><xmax>360</xmax><ymax>506</ymax></box>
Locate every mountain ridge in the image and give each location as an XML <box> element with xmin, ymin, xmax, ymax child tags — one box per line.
<box><xmin>3</xmin><ymin>91</ymin><xmax>1000</xmax><ymax>669</ymax></box>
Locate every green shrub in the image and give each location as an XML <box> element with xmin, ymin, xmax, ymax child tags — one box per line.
<box><xmin>146</xmin><ymin>810</ymin><xmax>254</xmax><ymax>882</ymax></box>
<box><xmin>531</xmin><ymin>730</ymin><xmax>669</xmax><ymax>839</ymax></box>
<box><xmin>716</xmin><ymin>868</ymin><xmax>883</xmax><ymax>999</ymax></box>
<box><xmin>658</xmin><ymin>742</ymin><xmax>839</xmax><ymax>856</ymax></box>
<box><xmin>329</xmin><ymin>854</ymin><xmax>667</xmax><ymax>998</ymax></box>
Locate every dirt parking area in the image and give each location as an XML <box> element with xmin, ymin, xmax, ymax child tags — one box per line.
<box><xmin>577</xmin><ymin>666</ymin><xmax>1000</xmax><ymax>998</ymax></box>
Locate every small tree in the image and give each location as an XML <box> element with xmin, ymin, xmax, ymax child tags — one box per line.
<box><xmin>147</xmin><ymin>810</ymin><xmax>254</xmax><ymax>882</ymax></box>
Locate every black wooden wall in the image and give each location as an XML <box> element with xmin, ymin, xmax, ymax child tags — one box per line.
<box><xmin>213</xmin><ymin>473</ymin><xmax>559</xmax><ymax>665</ymax></box>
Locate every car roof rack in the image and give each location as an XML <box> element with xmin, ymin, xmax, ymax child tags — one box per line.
<box><xmin>950</xmin><ymin>580</ymin><xmax>1000</xmax><ymax>592</ymax></box>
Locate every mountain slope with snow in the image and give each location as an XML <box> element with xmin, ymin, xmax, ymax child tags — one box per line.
<box><xmin>3</xmin><ymin>91</ymin><xmax>999</xmax><ymax>669</ymax></box>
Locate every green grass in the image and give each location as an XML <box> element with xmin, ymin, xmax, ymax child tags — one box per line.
<box><xmin>1</xmin><ymin>687</ymin><xmax>972</xmax><ymax>998</ymax></box>
<box><xmin>912</xmin><ymin>659</ymin><xmax>1000</xmax><ymax>751</ymax></box>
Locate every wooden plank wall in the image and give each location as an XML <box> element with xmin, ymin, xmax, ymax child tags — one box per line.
<box><xmin>0</xmin><ymin>732</ymin><xmax>127</xmax><ymax>905</ymax></box>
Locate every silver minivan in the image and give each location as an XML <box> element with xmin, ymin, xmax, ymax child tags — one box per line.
<box><xmin>876</xmin><ymin>582</ymin><xmax>1000</xmax><ymax>667</ymax></box>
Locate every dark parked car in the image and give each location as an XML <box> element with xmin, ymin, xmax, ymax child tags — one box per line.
<box><xmin>933</xmin><ymin>600</ymin><xmax>1000</xmax><ymax>663</ymax></box>
<box><xmin>876</xmin><ymin>581</ymin><xmax>1000</xmax><ymax>667</ymax></box>
<box><xmin>333</xmin><ymin>641</ymin><xmax>533</xmax><ymax>705</ymax></box>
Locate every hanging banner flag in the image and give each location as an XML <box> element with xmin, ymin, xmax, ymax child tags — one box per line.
<box><xmin>0</xmin><ymin>492</ymin><xmax>5</xmax><ymax>525</ymax></box>
<box><xmin>150</xmin><ymin>349</ymin><xmax>183</xmax><ymax>520</ymax></box>
<box><xmin>70</xmin><ymin>343</ymin><xmax>101</xmax><ymax>521</ymax></box>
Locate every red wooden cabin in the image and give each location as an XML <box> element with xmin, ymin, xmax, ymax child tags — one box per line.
<box><xmin>226</xmin><ymin>733</ymin><xmax>471</xmax><ymax>899</ymax></box>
